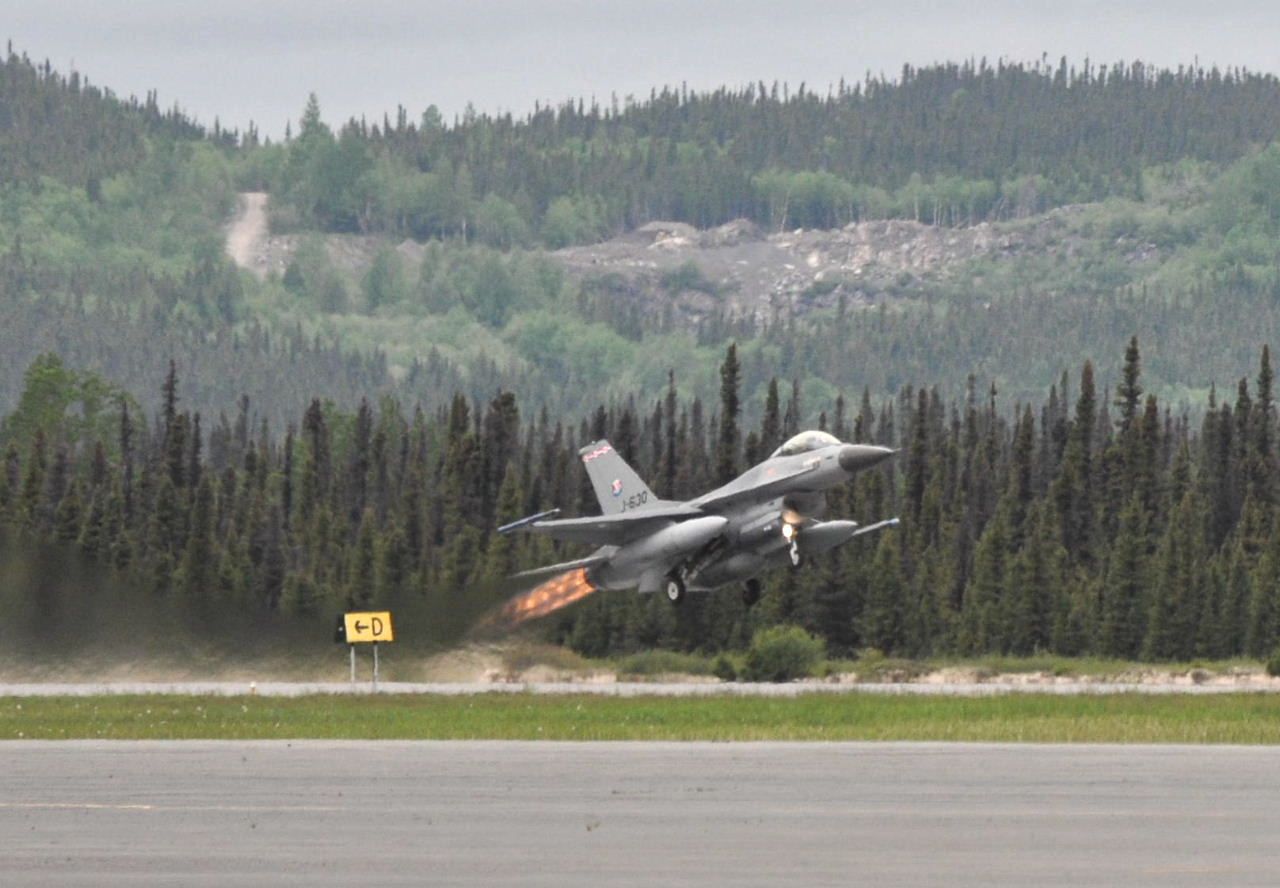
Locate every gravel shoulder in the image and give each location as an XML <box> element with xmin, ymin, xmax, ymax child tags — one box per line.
<box><xmin>1</xmin><ymin>678</ymin><xmax>1276</xmax><ymax>697</ymax></box>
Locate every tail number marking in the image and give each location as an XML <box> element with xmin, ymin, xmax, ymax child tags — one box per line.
<box><xmin>620</xmin><ymin>491</ymin><xmax>649</xmax><ymax>512</ymax></box>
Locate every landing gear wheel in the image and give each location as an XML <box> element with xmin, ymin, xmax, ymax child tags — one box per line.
<box><xmin>742</xmin><ymin>579</ymin><xmax>762</xmax><ymax>607</ymax></box>
<box><xmin>664</xmin><ymin>574</ymin><xmax>686</xmax><ymax>605</ymax></box>
<box><xmin>789</xmin><ymin>540</ymin><xmax>802</xmax><ymax>567</ymax></box>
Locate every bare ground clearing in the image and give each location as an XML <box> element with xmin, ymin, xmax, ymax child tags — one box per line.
<box><xmin>1</xmin><ymin>644</ymin><xmax>1276</xmax><ymax>694</ymax></box>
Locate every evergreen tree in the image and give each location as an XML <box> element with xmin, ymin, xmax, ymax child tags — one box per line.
<box><xmin>1115</xmin><ymin>336</ymin><xmax>1143</xmax><ymax>434</ymax></box>
<box><xmin>859</xmin><ymin>533</ymin><xmax>904</xmax><ymax>654</ymax></box>
<box><xmin>1145</xmin><ymin>491</ymin><xmax>1204</xmax><ymax>660</ymax></box>
<box><xmin>1101</xmin><ymin>495</ymin><xmax>1148</xmax><ymax>658</ymax></box>
<box><xmin>716</xmin><ymin>343</ymin><xmax>741</xmax><ymax>485</ymax></box>
<box><xmin>178</xmin><ymin>475</ymin><xmax>216</xmax><ymax>602</ymax></box>
<box><xmin>761</xmin><ymin>378</ymin><xmax>782</xmax><ymax>454</ymax></box>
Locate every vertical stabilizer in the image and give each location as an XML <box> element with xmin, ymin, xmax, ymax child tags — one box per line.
<box><xmin>578</xmin><ymin>440</ymin><xmax>659</xmax><ymax>515</ymax></box>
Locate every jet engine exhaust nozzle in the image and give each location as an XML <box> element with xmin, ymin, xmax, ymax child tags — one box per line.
<box><xmin>838</xmin><ymin>444</ymin><xmax>896</xmax><ymax>474</ymax></box>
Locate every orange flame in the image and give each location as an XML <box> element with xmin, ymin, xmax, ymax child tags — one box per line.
<box><xmin>492</xmin><ymin>568</ymin><xmax>599</xmax><ymax>628</ymax></box>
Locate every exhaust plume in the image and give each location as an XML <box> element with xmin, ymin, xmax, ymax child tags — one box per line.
<box><xmin>486</xmin><ymin>568</ymin><xmax>598</xmax><ymax>629</ymax></box>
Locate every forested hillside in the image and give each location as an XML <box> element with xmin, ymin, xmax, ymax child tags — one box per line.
<box><xmin>4</xmin><ymin>339</ymin><xmax>1280</xmax><ymax>664</ymax></box>
<box><xmin>7</xmin><ymin>51</ymin><xmax>1280</xmax><ymax>427</ymax></box>
<box><xmin>257</xmin><ymin>59</ymin><xmax>1280</xmax><ymax>240</ymax></box>
<box><xmin>3</xmin><ymin>51</ymin><xmax>1280</xmax><ymax>417</ymax></box>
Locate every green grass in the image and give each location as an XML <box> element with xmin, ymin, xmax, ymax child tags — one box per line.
<box><xmin>4</xmin><ymin>692</ymin><xmax>1280</xmax><ymax>743</ymax></box>
<box><xmin>613</xmin><ymin>650</ymin><xmax>714</xmax><ymax>678</ymax></box>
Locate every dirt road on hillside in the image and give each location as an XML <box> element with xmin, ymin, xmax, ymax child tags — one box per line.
<box><xmin>225</xmin><ymin>191</ymin><xmax>269</xmax><ymax>278</ymax></box>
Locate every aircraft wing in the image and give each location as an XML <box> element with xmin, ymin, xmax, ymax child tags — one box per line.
<box><xmin>692</xmin><ymin>462</ymin><xmax>821</xmax><ymax>511</ymax></box>
<box><xmin>520</xmin><ymin>504</ymin><xmax>703</xmax><ymax>545</ymax></box>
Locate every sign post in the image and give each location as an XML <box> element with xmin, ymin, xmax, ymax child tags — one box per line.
<box><xmin>336</xmin><ymin>611</ymin><xmax>395</xmax><ymax>691</ymax></box>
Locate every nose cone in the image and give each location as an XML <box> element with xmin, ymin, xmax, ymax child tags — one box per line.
<box><xmin>839</xmin><ymin>444</ymin><xmax>895</xmax><ymax>474</ymax></box>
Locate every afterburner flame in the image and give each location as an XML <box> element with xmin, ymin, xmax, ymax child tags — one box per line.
<box><xmin>494</xmin><ymin>568</ymin><xmax>598</xmax><ymax>628</ymax></box>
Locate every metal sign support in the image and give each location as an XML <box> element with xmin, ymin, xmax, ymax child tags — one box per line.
<box><xmin>372</xmin><ymin>643</ymin><xmax>379</xmax><ymax>692</ymax></box>
<box><xmin>349</xmin><ymin>644</ymin><xmax>356</xmax><ymax>685</ymax></box>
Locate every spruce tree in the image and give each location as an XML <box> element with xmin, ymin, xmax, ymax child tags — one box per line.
<box><xmin>761</xmin><ymin>378</ymin><xmax>782</xmax><ymax>454</ymax></box>
<box><xmin>18</xmin><ymin>429</ymin><xmax>46</xmax><ymax>532</ymax></box>
<box><xmin>53</xmin><ymin>479</ymin><xmax>82</xmax><ymax>544</ymax></box>
<box><xmin>1145</xmin><ymin>491</ymin><xmax>1204</xmax><ymax>661</ymax></box>
<box><xmin>1101</xmin><ymin>495</ymin><xmax>1148</xmax><ymax>659</ymax></box>
<box><xmin>348</xmin><ymin>509</ymin><xmax>378</xmax><ymax>608</ymax></box>
<box><xmin>859</xmin><ymin>533</ymin><xmax>905</xmax><ymax>654</ymax></box>
<box><xmin>716</xmin><ymin>343</ymin><xmax>741</xmax><ymax>485</ymax></box>
<box><xmin>1115</xmin><ymin>336</ymin><xmax>1143</xmax><ymax>434</ymax></box>
<box><xmin>179</xmin><ymin>475</ymin><xmax>216</xmax><ymax>603</ymax></box>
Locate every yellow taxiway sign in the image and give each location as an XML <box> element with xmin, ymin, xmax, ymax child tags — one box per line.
<box><xmin>343</xmin><ymin>611</ymin><xmax>395</xmax><ymax>644</ymax></box>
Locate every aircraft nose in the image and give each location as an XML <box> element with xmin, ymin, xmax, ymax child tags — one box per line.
<box><xmin>839</xmin><ymin>444</ymin><xmax>895</xmax><ymax>474</ymax></box>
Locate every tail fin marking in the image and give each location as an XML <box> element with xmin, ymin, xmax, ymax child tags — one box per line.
<box><xmin>579</xmin><ymin>440</ymin><xmax>659</xmax><ymax>516</ymax></box>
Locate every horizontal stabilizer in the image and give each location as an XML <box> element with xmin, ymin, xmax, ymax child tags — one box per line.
<box><xmin>513</xmin><ymin>550</ymin><xmax>611</xmax><ymax>583</ymax></box>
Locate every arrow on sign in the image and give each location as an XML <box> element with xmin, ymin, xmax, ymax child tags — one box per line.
<box><xmin>343</xmin><ymin>611</ymin><xmax>395</xmax><ymax>643</ymax></box>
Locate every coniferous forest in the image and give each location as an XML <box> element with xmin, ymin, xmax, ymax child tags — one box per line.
<box><xmin>4</xmin><ymin>338</ymin><xmax>1280</xmax><ymax>664</ymax></box>
<box><xmin>7</xmin><ymin>46</ymin><xmax>1280</xmax><ymax>663</ymax></box>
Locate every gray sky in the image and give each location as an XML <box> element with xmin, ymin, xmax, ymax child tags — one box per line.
<box><xmin>7</xmin><ymin>1</ymin><xmax>1280</xmax><ymax>137</ymax></box>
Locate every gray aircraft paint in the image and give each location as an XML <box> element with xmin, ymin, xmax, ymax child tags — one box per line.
<box><xmin>504</xmin><ymin>430</ymin><xmax>896</xmax><ymax>600</ymax></box>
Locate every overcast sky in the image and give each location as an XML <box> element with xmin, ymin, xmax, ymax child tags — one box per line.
<box><xmin>7</xmin><ymin>1</ymin><xmax>1280</xmax><ymax>137</ymax></box>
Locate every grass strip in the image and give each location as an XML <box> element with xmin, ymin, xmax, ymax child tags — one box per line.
<box><xmin>3</xmin><ymin>692</ymin><xmax>1280</xmax><ymax>743</ymax></box>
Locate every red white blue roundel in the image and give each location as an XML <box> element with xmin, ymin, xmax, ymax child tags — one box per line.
<box><xmin>611</xmin><ymin>479</ymin><xmax>623</xmax><ymax>496</ymax></box>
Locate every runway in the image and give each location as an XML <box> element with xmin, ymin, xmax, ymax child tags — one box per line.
<box><xmin>2</xmin><ymin>742</ymin><xmax>1276</xmax><ymax>887</ymax></box>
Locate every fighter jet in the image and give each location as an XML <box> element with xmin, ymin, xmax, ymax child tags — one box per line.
<box><xmin>498</xmin><ymin>430</ymin><xmax>898</xmax><ymax>606</ymax></box>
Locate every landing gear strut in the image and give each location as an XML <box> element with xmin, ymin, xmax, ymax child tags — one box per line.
<box><xmin>742</xmin><ymin>578</ymin><xmax>762</xmax><ymax>607</ymax></box>
<box><xmin>782</xmin><ymin>521</ymin><xmax>802</xmax><ymax>567</ymax></box>
<box><xmin>664</xmin><ymin>573</ymin><xmax>686</xmax><ymax>605</ymax></box>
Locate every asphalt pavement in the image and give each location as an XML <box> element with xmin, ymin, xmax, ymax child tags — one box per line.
<box><xmin>2</xmin><ymin>741</ymin><xmax>1276</xmax><ymax>887</ymax></box>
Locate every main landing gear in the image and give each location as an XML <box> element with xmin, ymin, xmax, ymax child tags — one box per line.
<box><xmin>742</xmin><ymin>578</ymin><xmax>762</xmax><ymax>607</ymax></box>
<box><xmin>789</xmin><ymin>539</ymin><xmax>802</xmax><ymax>567</ymax></box>
<box><xmin>664</xmin><ymin>573</ymin><xmax>686</xmax><ymax>605</ymax></box>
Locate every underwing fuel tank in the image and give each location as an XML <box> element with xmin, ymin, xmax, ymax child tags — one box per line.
<box><xmin>691</xmin><ymin>552</ymin><xmax>765</xmax><ymax>588</ymax></box>
<box><xmin>797</xmin><ymin>520</ymin><xmax>860</xmax><ymax>555</ymax></box>
<box><xmin>610</xmin><ymin>515</ymin><xmax>729</xmax><ymax>571</ymax></box>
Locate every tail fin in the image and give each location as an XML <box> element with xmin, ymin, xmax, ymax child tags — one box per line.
<box><xmin>579</xmin><ymin>440</ymin><xmax>659</xmax><ymax>515</ymax></box>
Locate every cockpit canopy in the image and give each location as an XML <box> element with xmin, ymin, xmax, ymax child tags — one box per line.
<box><xmin>770</xmin><ymin>430</ymin><xmax>841</xmax><ymax>458</ymax></box>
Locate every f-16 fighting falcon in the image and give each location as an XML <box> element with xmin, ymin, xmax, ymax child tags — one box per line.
<box><xmin>498</xmin><ymin>430</ymin><xmax>899</xmax><ymax>609</ymax></box>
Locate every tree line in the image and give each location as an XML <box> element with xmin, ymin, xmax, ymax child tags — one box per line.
<box><xmin>256</xmin><ymin>59</ymin><xmax>1280</xmax><ymax>241</ymax></box>
<box><xmin>10</xmin><ymin>48</ymin><xmax>1280</xmax><ymax>437</ymax></box>
<box><xmin>0</xmin><ymin>46</ymin><xmax>214</xmax><ymax>190</ymax></box>
<box><xmin>3</xmin><ymin>339</ymin><xmax>1280</xmax><ymax>663</ymax></box>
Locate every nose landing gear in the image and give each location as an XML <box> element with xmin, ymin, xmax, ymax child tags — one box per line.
<box><xmin>782</xmin><ymin>522</ymin><xmax>802</xmax><ymax>567</ymax></box>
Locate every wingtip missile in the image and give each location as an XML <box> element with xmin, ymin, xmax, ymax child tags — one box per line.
<box><xmin>497</xmin><ymin>508</ymin><xmax>562</xmax><ymax>535</ymax></box>
<box><xmin>849</xmin><ymin>516</ymin><xmax>901</xmax><ymax>538</ymax></box>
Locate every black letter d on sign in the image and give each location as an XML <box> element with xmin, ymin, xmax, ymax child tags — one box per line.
<box><xmin>371</xmin><ymin>616</ymin><xmax>384</xmax><ymax>637</ymax></box>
